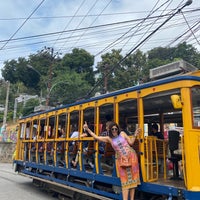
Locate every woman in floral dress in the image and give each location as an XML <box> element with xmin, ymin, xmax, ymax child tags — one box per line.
<box><xmin>83</xmin><ymin>121</ymin><xmax>141</xmax><ymax>200</ymax></box>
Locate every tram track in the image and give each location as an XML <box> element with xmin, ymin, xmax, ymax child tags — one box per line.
<box><xmin>19</xmin><ymin>172</ymin><xmax>112</xmax><ymax>200</ymax></box>
<box><xmin>0</xmin><ymin>164</ymin><xmax>112</xmax><ymax>200</ymax></box>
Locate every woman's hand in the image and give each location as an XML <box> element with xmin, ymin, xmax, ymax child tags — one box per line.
<box><xmin>135</xmin><ymin>128</ymin><xmax>141</xmax><ymax>137</ymax></box>
<box><xmin>83</xmin><ymin>121</ymin><xmax>88</xmax><ymax>131</ymax></box>
<box><xmin>80</xmin><ymin>133</ymin><xmax>87</xmax><ymax>137</ymax></box>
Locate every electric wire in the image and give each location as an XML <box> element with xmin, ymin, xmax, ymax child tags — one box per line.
<box><xmin>0</xmin><ymin>12</ymin><xmax>198</xmax><ymax>59</ymax></box>
<box><xmin>0</xmin><ymin>9</ymin><xmax>198</xmax><ymax>45</ymax></box>
<box><xmin>0</xmin><ymin>7</ymin><xmax>198</xmax><ymax>21</ymax></box>
<box><xmin>84</xmin><ymin>0</ymin><xmax>194</xmax><ymax>98</ymax></box>
<box><xmin>0</xmin><ymin>0</ymin><xmax>46</xmax><ymax>51</ymax></box>
<box><xmin>124</xmin><ymin>0</ymin><xmax>185</xmax><ymax>55</ymax></box>
<box><xmin>122</xmin><ymin>0</ymin><xmax>174</xmax><ymax>53</ymax></box>
<box><xmin>64</xmin><ymin>0</ymin><xmax>100</xmax><ymax>53</ymax></box>
<box><xmin>67</xmin><ymin>0</ymin><xmax>113</xmax><ymax>53</ymax></box>
<box><xmin>166</xmin><ymin>20</ymin><xmax>200</xmax><ymax>46</ymax></box>
<box><xmin>180</xmin><ymin>10</ymin><xmax>200</xmax><ymax>45</ymax></box>
<box><xmin>0</xmin><ymin>1</ymin><xmax>198</xmax><ymax>67</ymax></box>
<box><xmin>95</xmin><ymin>0</ymin><xmax>166</xmax><ymax>56</ymax></box>
<box><xmin>0</xmin><ymin>10</ymin><xmax>198</xmax><ymax>65</ymax></box>
<box><xmin>53</xmin><ymin>0</ymin><xmax>87</xmax><ymax>52</ymax></box>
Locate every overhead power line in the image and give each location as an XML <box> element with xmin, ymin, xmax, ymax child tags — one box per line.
<box><xmin>0</xmin><ymin>9</ymin><xmax>198</xmax><ymax>46</ymax></box>
<box><xmin>181</xmin><ymin>10</ymin><xmax>200</xmax><ymax>45</ymax></box>
<box><xmin>84</xmin><ymin>0</ymin><xmax>193</xmax><ymax>98</ymax></box>
<box><xmin>54</xmin><ymin>0</ymin><xmax>87</xmax><ymax>51</ymax></box>
<box><xmin>0</xmin><ymin>0</ymin><xmax>46</xmax><ymax>51</ymax></box>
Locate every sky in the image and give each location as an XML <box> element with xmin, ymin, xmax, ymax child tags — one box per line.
<box><xmin>0</xmin><ymin>0</ymin><xmax>199</xmax><ymax>74</ymax></box>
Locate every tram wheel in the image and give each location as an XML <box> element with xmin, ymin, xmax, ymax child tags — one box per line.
<box><xmin>58</xmin><ymin>193</ymin><xmax>70</xmax><ymax>200</ymax></box>
<box><xmin>73</xmin><ymin>192</ymin><xmax>95</xmax><ymax>200</ymax></box>
<box><xmin>73</xmin><ymin>192</ymin><xmax>82</xmax><ymax>200</ymax></box>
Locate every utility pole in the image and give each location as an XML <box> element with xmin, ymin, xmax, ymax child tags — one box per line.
<box><xmin>13</xmin><ymin>94</ymin><xmax>38</xmax><ymax>123</ymax></box>
<box><xmin>45</xmin><ymin>47</ymin><xmax>61</xmax><ymax>107</ymax></box>
<box><xmin>103</xmin><ymin>64</ymin><xmax>109</xmax><ymax>94</ymax></box>
<box><xmin>27</xmin><ymin>64</ymin><xmax>44</xmax><ymax>105</ymax></box>
<box><xmin>13</xmin><ymin>98</ymin><xmax>18</xmax><ymax>123</ymax></box>
<box><xmin>46</xmin><ymin>47</ymin><xmax>54</xmax><ymax>107</ymax></box>
<box><xmin>0</xmin><ymin>81</ymin><xmax>10</xmax><ymax>140</ymax></box>
<box><xmin>3</xmin><ymin>81</ymin><xmax>10</xmax><ymax>127</ymax></box>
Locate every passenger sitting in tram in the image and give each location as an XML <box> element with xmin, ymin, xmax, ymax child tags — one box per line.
<box><xmin>99</xmin><ymin>121</ymin><xmax>112</xmax><ymax>154</ymax></box>
<box><xmin>149</xmin><ymin>123</ymin><xmax>164</xmax><ymax>139</ymax></box>
<box><xmin>71</xmin><ymin>124</ymin><xmax>94</xmax><ymax>168</ymax></box>
<box><xmin>57</xmin><ymin>127</ymin><xmax>66</xmax><ymax>151</ymax></box>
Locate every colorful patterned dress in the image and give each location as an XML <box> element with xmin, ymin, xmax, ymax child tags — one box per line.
<box><xmin>111</xmin><ymin>134</ymin><xmax>140</xmax><ymax>190</ymax></box>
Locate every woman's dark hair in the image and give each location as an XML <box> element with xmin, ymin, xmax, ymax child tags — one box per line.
<box><xmin>152</xmin><ymin>123</ymin><xmax>158</xmax><ymax>131</ymax></box>
<box><xmin>108</xmin><ymin>122</ymin><xmax>120</xmax><ymax>138</ymax></box>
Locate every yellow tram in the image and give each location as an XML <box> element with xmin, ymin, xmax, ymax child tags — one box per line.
<box><xmin>14</xmin><ymin>65</ymin><xmax>200</xmax><ymax>199</ymax></box>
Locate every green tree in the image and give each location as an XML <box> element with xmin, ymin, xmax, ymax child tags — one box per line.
<box><xmin>2</xmin><ymin>59</ymin><xmax>21</xmax><ymax>84</ymax></box>
<box><xmin>115</xmin><ymin>50</ymin><xmax>148</xmax><ymax>87</ymax></box>
<box><xmin>28</xmin><ymin>47</ymin><xmax>62</xmax><ymax>95</ymax></box>
<box><xmin>61</xmin><ymin>48</ymin><xmax>95</xmax><ymax>85</ymax></box>
<box><xmin>96</xmin><ymin>49</ymin><xmax>123</xmax><ymax>93</ymax></box>
<box><xmin>147</xmin><ymin>46</ymin><xmax>175</xmax><ymax>61</ymax></box>
<box><xmin>147</xmin><ymin>42</ymin><xmax>200</xmax><ymax>70</ymax></box>
<box><xmin>49</xmin><ymin>69</ymin><xmax>92</xmax><ymax>105</ymax></box>
<box><xmin>1</xmin><ymin>57</ymin><xmax>40</xmax><ymax>90</ymax></box>
<box><xmin>28</xmin><ymin>47</ymin><xmax>62</xmax><ymax>77</ymax></box>
<box><xmin>96</xmin><ymin>49</ymin><xmax>148</xmax><ymax>92</ymax></box>
<box><xmin>1</xmin><ymin>43</ymin><xmax>199</xmax><ymax>122</ymax></box>
<box><xmin>21</xmin><ymin>98</ymin><xmax>40</xmax><ymax>116</ymax></box>
<box><xmin>173</xmin><ymin>42</ymin><xmax>200</xmax><ymax>67</ymax></box>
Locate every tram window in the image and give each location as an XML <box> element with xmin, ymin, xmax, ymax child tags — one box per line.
<box><xmin>83</xmin><ymin>107</ymin><xmax>95</xmax><ymax>132</ymax></box>
<box><xmin>119</xmin><ymin>99</ymin><xmax>138</xmax><ymax>135</ymax></box>
<box><xmin>99</xmin><ymin>103</ymin><xmax>114</xmax><ymax>132</ymax></box>
<box><xmin>58</xmin><ymin>113</ymin><xmax>67</xmax><ymax>128</ymax></box>
<box><xmin>25</xmin><ymin>122</ymin><xmax>31</xmax><ymax>139</ymax></box>
<box><xmin>32</xmin><ymin>119</ymin><xmax>38</xmax><ymax>139</ymax></box>
<box><xmin>143</xmin><ymin>90</ymin><xmax>182</xmax><ymax>123</ymax></box>
<box><xmin>58</xmin><ymin>113</ymin><xmax>67</xmax><ymax>137</ymax></box>
<box><xmin>191</xmin><ymin>86</ymin><xmax>200</xmax><ymax>127</ymax></box>
<box><xmin>20</xmin><ymin>123</ymin><xmax>25</xmax><ymax>139</ymax></box>
<box><xmin>39</xmin><ymin>118</ymin><xmax>46</xmax><ymax>139</ymax></box>
<box><xmin>70</xmin><ymin>111</ymin><xmax>80</xmax><ymax>133</ymax></box>
<box><xmin>46</xmin><ymin>116</ymin><xmax>56</xmax><ymax>138</ymax></box>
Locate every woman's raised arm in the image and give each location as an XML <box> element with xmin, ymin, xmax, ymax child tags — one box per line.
<box><xmin>83</xmin><ymin>122</ymin><xmax>110</xmax><ymax>143</ymax></box>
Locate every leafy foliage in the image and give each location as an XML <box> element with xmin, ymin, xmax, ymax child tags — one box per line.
<box><xmin>96</xmin><ymin>49</ymin><xmax>123</xmax><ymax>93</ymax></box>
<box><xmin>21</xmin><ymin>98</ymin><xmax>40</xmax><ymax>116</ymax></box>
<box><xmin>61</xmin><ymin>48</ymin><xmax>95</xmax><ymax>85</ymax></box>
<box><xmin>147</xmin><ymin>42</ymin><xmax>200</xmax><ymax>70</ymax></box>
<box><xmin>0</xmin><ymin>43</ymin><xmax>199</xmax><ymax>122</ymax></box>
<box><xmin>49</xmin><ymin>69</ymin><xmax>92</xmax><ymax>105</ymax></box>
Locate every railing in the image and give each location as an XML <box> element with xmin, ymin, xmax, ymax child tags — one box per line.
<box><xmin>144</xmin><ymin>137</ymin><xmax>168</xmax><ymax>182</ymax></box>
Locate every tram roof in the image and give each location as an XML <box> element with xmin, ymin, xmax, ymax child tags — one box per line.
<box><xmin>20</xmin><ymin>73</ymin><xmax>200</xmax><ymax>120</ymax></box>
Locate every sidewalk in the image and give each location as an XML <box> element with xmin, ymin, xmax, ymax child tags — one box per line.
<box><xmin>0</xmin><ymin>163</ymin><xmax>56</xmax><ymax>200</ymax></box>
<box><xmin>0</xmin><ymin>162</ymin><xmax>13</xmax><ymax>172</ymax></box>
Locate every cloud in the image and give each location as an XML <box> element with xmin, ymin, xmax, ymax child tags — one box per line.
<box><xmin>0</xmin><ymin>0</ymin><xmax>199</xmax><ymax>73</ymax></box>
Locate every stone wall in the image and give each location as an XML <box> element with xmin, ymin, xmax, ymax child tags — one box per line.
<box><xmin>0</xmin><ymin>142</ymin><xmax>16</xmax><ymax>163</ymax></box>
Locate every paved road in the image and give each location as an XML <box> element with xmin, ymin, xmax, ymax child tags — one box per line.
<box><xmin>0</xmin><ymin>163</ymin><xmax>56</xmax><ymax>200</ymax></box>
